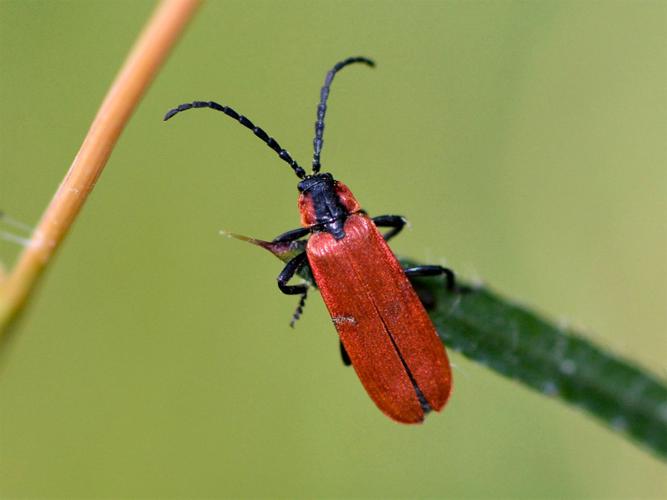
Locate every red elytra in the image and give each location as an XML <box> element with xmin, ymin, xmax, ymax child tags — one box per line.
<box><xmin>164</xmin><ymin>56</ymin><xmax>456</xmax><ymax>423</ymax></box>
<box><xmin>302</xmin><ymin>182</ymin><xmax>452</xmax><ymax>423</ymax></box>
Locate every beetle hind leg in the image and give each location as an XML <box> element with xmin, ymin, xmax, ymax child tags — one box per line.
<box><xmin>372</xmin><ymin>214</ymin><xmax>408</xmax><ymax>243</ymax></box>
<box><xmin>339</xmin><ymin>340</ymin><xmax>352</xmax><ymax>366</ymax></box>
<box><xmin>404</xmin><ymin>265</ymin><xmax>457</xmax><ymax>292</ymax></box>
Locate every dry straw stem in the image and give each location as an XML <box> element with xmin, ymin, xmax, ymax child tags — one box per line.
<box><xmin>0</xmin><ymin>0</ymin><xmax>201</xmax><ymax>337</ymax></box>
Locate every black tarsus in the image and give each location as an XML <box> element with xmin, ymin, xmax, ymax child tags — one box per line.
<box><xmin>372</xmin><ymin>214</ymin><xmax>407</xmax><ymax>243</ymax></box>
<box><xmin>271</xmin><ymin>225</ymin><xmax>312</xmax><ymax>326</ymax></box>
<box><xmin>289</xmin><ymin>288</ymin><xmax>308</xmax><ymax>328</ymax></box>
<box><xmin>164</xmin><ymin>100</ymin><xmax>307</xmax><ymax>179</ymax></box>
<box><xmin>312</xmin><ymin>56</ymin><xmax>375</xmax><ymax>174</ymax></box>
<box><xmin>404</xmin><ymin>265</ymin><xmax>457</xmax><ymax>292</ymax></box>
<box><xmin>371</xmin><ymin>214</ymin><xmax>459</xmax><ymax>292</ymax></box>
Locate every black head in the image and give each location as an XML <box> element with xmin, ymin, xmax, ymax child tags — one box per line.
<box><xmin>297</xmin><ymin>172</ymin><xmax>349</xmax><ymax>239</ymax></box>
<box><xmin>297</xmin><ymin>173</ymin><xmax>335</xmax><ymax>193</ymax></box>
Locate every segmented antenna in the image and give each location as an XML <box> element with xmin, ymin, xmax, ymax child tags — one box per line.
<box><xmin>312</xmin><ymin>56</ymin><xmax>375</xmax><ymax>174</ymax></box>
<box><xmin>164</xmin><ymin>101</ymin><xmax>306</xmax><ymax>179</ymax></box>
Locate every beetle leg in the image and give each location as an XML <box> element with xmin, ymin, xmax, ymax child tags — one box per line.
<box><xmin>404</xmin><ymin>265</ymin><xmax>456</xmax><ymax>292</ymax></box>
<box><xmin>372</xmin><ymin>214</ymin><xmax>407</xmax><ymax>242</ymax></box>
<box><xmin>278</xmin><ymin>252</ymin><xmax>311</xmax><ymax>327</ymax></box>
<box><xmin>277</xmin><ymin>252</ymin><xmax>309</xmax><ymax>295</ymax></box>
<box><xmin>272</xmin><ymin>227</ymin><xmax>310</xmax><ymax>243</ymax></box>
<box><xmin>339</xmin><ymin>340</ymin><xmax>352</xmax><ymax>366</ymax></box>
<box><xmin>289</xmin><ymin>287</ymin><xmax>309</xmax><ymax>328</ymax></box>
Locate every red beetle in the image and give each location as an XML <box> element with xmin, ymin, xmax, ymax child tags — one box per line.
<box><xmin>165</xmin><ymin>57</ymin><xmax>457</xmax><ymax>423</ymax></box>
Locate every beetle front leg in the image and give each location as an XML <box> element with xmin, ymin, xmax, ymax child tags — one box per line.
<box><xmin>277</xmin><ymin>252</ymin><xmax>310</xmax><ymax>327</ymax></box>
<box><xmin>404</xmin><ymin>265</ymin><xmax>456</xmax><ymax>292</ymax></box>
<box><xmin>277</xmin><ymin>252</ymin><xmax>309</xmax><ymax>294</ymax></box>
<box><xmin>272</xmin><ymin>226</ymin><xmax>310</xmax><ymax>243</ymax></box>
<box><xmin>289</xmin><ymin>287</ymin><xmax>308</xmax><ymax>328</ymax></box>
<box><xmin>372</xmin><ymin>214</ymin><xmax>407</xmax><ymax>243</ymax></box>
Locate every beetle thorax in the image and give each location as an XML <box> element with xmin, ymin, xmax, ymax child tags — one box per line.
<box><xmin>297</xmin><ymin>173</ymin><xmax>362</xmax><ymax>240</ymax></box>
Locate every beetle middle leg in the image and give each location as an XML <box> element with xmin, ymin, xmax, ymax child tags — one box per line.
<box><xmin>277</xmin><ymin>251</ymin><xmax>311</xmax><ymax>327</ymax></box>
<box><xmin>404</xmin><ymin>265</ymin><xmax>457</xmax><ymax>292</ymax></box>
<box><xmin>372</xmin><ymin>214</ymin><xmax>407</xmax><ymax>242</ymax></box>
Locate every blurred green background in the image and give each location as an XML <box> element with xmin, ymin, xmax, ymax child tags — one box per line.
<box><xmin>1</xmin><ymin>0</ymin><xmax>665</xmax><ymax>497</ymax></box>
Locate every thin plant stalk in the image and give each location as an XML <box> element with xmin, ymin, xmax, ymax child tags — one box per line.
<box><xmin>0</xmin><ymin>0</ymin><xmax>201</xmax><ymax>336</ymax></box>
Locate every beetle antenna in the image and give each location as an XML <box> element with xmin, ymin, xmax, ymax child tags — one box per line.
<box><xmin>164</xmin><ymin>101</ymin><xmax>307</xmax><ymax>179</ymax></box>
<box><xmin>312</xmin><ymin>56</ymin><xmax>375</xmax><ymax>174</ymax></box>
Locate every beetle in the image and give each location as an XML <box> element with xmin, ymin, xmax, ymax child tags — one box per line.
<box><xmin>164</xmin><ymin>57</ymin><xmax>458</xmax><ymax>423</ymax></box>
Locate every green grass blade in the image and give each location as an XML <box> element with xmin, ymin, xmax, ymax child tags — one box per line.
<box><xmin>237</xmin><ymin>236</ymin><xmax>666</xmax><ymax>458</ymax></box>
<box><xmin>407</xmin><ymin>268</ymin><xmax>667</xmax><ymax>460</ymax></box>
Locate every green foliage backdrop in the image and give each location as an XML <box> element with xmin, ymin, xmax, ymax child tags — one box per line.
<box><xmin>1</xmin><ymin>1</ymin><xmax>665</xmax><ymax>497</ymax></box>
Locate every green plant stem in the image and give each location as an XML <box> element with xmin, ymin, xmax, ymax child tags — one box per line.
<box><xmin>406</xmin><ymin>264</ymin><xmax>667</xmax><ymax>460</ymax></box>
<box><xmin>228</xmin><ymin>234</ymin><xmax>667</xmax><ymax>459</ymax></box>
<box><xmin>0</xmin><ymin>0</ymin><xmax>201</xmax><ymax>339</ymax></box>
